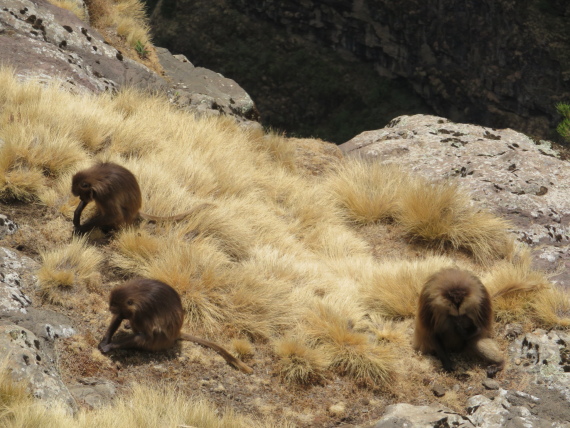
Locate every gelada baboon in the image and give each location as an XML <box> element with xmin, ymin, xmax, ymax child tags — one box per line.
<box><xmin>413</xmin><ymin>268</ymin><xmax>504</xmax><ymax>376</ymax></box>
<box><xmin>98</xmin><ymin>278</ymin><xmax>253</xmax><ymax>374</ymax></box>
<box><xmin>71</xmin><ymin>162</ymin><xmax>209</xmax><ymax>234</ymax></box>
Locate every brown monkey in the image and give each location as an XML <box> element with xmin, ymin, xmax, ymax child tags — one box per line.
<box><xmin>413</xmin><ymin>268</ymin><xmax>504</xmax><ymax>376</ymax></box>
<box><xmin>98</xmin><ymin>278</ymin><xmax>253</xmax><ymax>374</ymax></box>
<box><xmin>71</xmin><ymin>162</ymin><xmax>209</xmax><ymax>234</ymax></box>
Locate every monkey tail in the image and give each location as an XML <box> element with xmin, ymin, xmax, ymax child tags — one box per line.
<box><xmin>491</xmin><ymin>282</ymin><xmax>546</xmax><ymax>299</ymax></box>
<box><xmin>139</xmin><ymin>202</ymin><xmax>213</xmax><ymax>223</ymax></box>
<box><xmin>180</xmin><ymin>333</ymin><xmax>253</xmax><ymax>374</ymax></box>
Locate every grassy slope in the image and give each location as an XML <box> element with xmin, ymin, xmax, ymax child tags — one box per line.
<box><xmin>0</xmin><ymin>64</ymin><xmax>569</xmax><ymax>426</ymax></box>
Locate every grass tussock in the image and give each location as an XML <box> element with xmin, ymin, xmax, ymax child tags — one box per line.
<box><xmin>396</xmin><ymin>178</ymin><xmax>513</xmax><ymax>263</ymax></box>
<box><xmin>48</xmin><ymin>0</ymin><xmax>88</xmax><ymax>21</ymax></box>
<box><xmin>304</xmin><ymin>302</ymin><xmax>396</xmax><ymax>385</ymax></box>
<box><xmin>231</xmin><ymin>338</ymin><xmax>254</xmax><ymax>359</ymax></box>
<box><xmin>37</xmin><ymin>236</ymin><xmax>103</xmax><ymax>306</ymax></box>
<box><xmin>326</xmin><ymin>157</ymin><xmax>404</xmax><ymax>225</ymax></box>
<box><xmin>531</xmin><ymin>286</ymin><xmax>570</xmax><ymax>329</ymax></box>
<box><xmin>274</xmin><ymin>337</ymin><xmax>328</xmax><ymax>384</ymax></box>
<box><xmin>484</xmin><ymin>248</ymin><xmax>552</xmax><ymax>323</ymax></box>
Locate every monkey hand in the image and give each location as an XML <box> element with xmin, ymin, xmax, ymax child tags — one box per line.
<box><xmin>98</xmin><ymin>341</ymin><xmax>112</xmax><ymax>354</ymax></box>
<box><xmin>72</xmin><ymin>226</ymin><xmax>84</xmax><ymax>237</ymax></box>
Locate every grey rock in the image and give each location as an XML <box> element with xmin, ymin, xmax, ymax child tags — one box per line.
<box><xmin>156</xmin><ymin>47</ymin><xmax>260</xmax><ymax>124</ymax></box>
<box><xmin>482</xmin><ymin>379</ymin><xmax>500</xmax><ymax>390</ymax></box>
<box><xmin>0</xmin><ymin>246</ymin><xmax>76</xmax><ymax>412</ymax></box>
<box><xmin>0</xmin><ymin>0</ymin><xmax>167</xmax><ymax>93</ymax></box>
<box><xmin>0</xmin><ymin>247</ymin><xmax>36</xmax><ymax>313</ymax></box>
<box><xmin>0</xmin><ymin>214</ymin><xmax>18</xmax><ymax>238</ymax></box>
<box><xmin>0</xmin><ymin>324</ymin><xmax>76</xmax><ymax>413</ymax></box>
<box><xmin>369</xmin><ymin>403</ymin><xmax>468</xmax><ymax>428</ymax></box>
<box><xmin>512</xmin><ymin>330</ymin><xmax>570</xmax><ymax>402</ymax></box>
<box><xmin>68</xmin><ymin>377</ymin><xmax>117</xmax><ymax>409</ymax></box>
<box><xmin>431</xmin><ymin>384</ymin><xmax>446</xmax><ymax>397</ymax></box>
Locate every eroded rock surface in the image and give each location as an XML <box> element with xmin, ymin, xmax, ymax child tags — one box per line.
<box><xmin>0</xmin><ymin>244</ymin><xmax>76</xmax><ymax>413</ymax></box>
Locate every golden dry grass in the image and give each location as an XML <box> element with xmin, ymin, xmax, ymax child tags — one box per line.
<box><xmin>37</xmin><ymin>236</ymin><xmax>103</xmax><ymax>306</ymax></box>
<box><xmin>274</xmin><ymin>336</ymin><xmax>328</xmax><ymax>384</ymax></box>
<box><xmin>0</xmin><ymin>364</ymin><xmax>291</xmax><ymax>428</ymax></box>
<box><xmin>1</xmin><ymin>68</ymin><xmax>570</xmax><ymax>423</ymax></box>
<box><xmin>326</xmin><ymin>157</ymin><xmax>404</xmax><ymax>224</ymax></box>
<box><xmin>48</xmin><ymin>0</ymin><xmax>88</xmax><ymax>21</ymax></box>
<box><xmin>396</xmin><ymin>178</ymin><xmax>513</xmax><ymax>263</ymax></box>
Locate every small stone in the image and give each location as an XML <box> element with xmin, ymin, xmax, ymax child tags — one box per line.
<box><xmin>213</xmin><ymin>383</ymin><xmax>225</xmax><ymax>393</ymax></box>
<box><xmin>482</xmin><ymin>379</ymin><xmax>500</xmax><ymax>390</ymax></box>
<box><xmin>432</xmin><ymin>384</ymin><xmax>446</xmax><ymax>397</ymax></box>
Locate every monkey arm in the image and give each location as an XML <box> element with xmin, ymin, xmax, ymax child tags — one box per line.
<box><xmin>98</xmin><ymin>314</ymin><xmax>123</xmax><ymax>353</ymax></box>
<box><xmin>73</xmin><ymin>200</ymin><xmax>87</xmax><ymax>228</ymax></box>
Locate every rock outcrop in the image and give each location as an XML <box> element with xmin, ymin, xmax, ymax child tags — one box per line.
<box><xmin>341</xmin><ymin>114</ymin><xmax>570</xmax><ymax>286</ymax></box>
<box><xmin>0</xmin><ymin>0</ymin><xmax>258</xmax><ymax>123</ymax></box>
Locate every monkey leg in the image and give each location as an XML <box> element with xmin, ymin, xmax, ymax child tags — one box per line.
<box><xmin>98</xmin><ymin>333</ymin><xmax>152</xmax><ymax>353</ymax></box>
<box><xmin>434</xmin><ymin>334</ymin><xmax>454</xmax><ymax>372</ymax></box>
<box><xmin>76</xmin><ymin>214</ymin><xmax>118</xmax><ymax>235</ymax></box>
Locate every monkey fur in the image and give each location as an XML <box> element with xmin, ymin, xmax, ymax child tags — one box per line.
<box><xmin>98</xmin><ymin>278</ymin><xmax>253</xmax><ymax>374</ymax></box>
<box><xmin>413</xmin><ymin>268</ymin><xmax>504</xmax><ymax>376</ymax></box>
<box><xmin>71</xmin><ymin>162</ymin><xmax>209</xmax><ymax>234</ymax></box>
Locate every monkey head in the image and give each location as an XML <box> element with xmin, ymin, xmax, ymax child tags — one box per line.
<box><xmin>71</xmin><ymin>172</ymin><xmax>94</xmax><ymax>202</ymax></box>
<box><xmin>109</xmin><ymin>287</ymin><xmax>138</xmax><ymax>319</ymax></box>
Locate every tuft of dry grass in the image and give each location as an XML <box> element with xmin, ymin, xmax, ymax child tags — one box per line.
<box><xmin>231</xmin><ymin>338</ymin><xmax>254</xmax><ymax>359</ymax></box>
<box><xmin>37</xmin><ymin>236</ymin><xmax>103</xmax><ymax>306</ymax></box>
<box><xmin>530</xmin><ymin>286</ymin><xmax>570</xmax><ymax>329</ymax></box>
<box><xmin>396</xmin><ymin>178</ymin><xmax>513</xmax><ymax>263</ymax></box>
<box><xmin>274</xmin><ymin>337</ymin><xmax>328</xmax><ymax>384</ymax></box>
<box><xmin>48</xmin><ymin>0</ymin><xmax>88</xmax><ymax>21</ymax></box>
<box><xmin>325</xmin><ymin>157</ymin><xmax>405</xmax><ymax>225</ymax></box>
<box><xmin>304</xmin><ymin>302</ymin><xmax>396</xmax><ymax>385</ymax></box>
<box><xmin>484</xmin><ymin>248</ymin><xmax>552</xmax><ymax>323</ymax></box>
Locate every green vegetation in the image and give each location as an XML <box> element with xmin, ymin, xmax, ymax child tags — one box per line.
<box><xmin>556</xmin><ymin>102</ymin><xmax>570</xmax><ymax>142</ymax></box>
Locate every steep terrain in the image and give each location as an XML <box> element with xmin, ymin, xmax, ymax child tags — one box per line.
<box><xmin>148</xmin><ymin>0</ymin><xmax>570</xmax><ymax>143</ymax></box>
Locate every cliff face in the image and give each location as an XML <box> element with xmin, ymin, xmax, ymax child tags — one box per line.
<box><xmin>147</xmin><ymin>0</ymin><xmax>433</xmax><ymax>143</ymax></box>
<box><xmin>150</xmin><ymin>0</ymin><xmax>570</xmax><ymax>142</ymax></box>
<box><xmin>231</xmin><ymin>0</ymin><xmax>570</xmax><ymax>138</ymax></box>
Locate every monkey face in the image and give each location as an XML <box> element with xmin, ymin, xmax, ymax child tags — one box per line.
<box><xmin>71</xmin><ymin>178</ymin><xmax>93</xmax><ymax>202</ymax></box>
